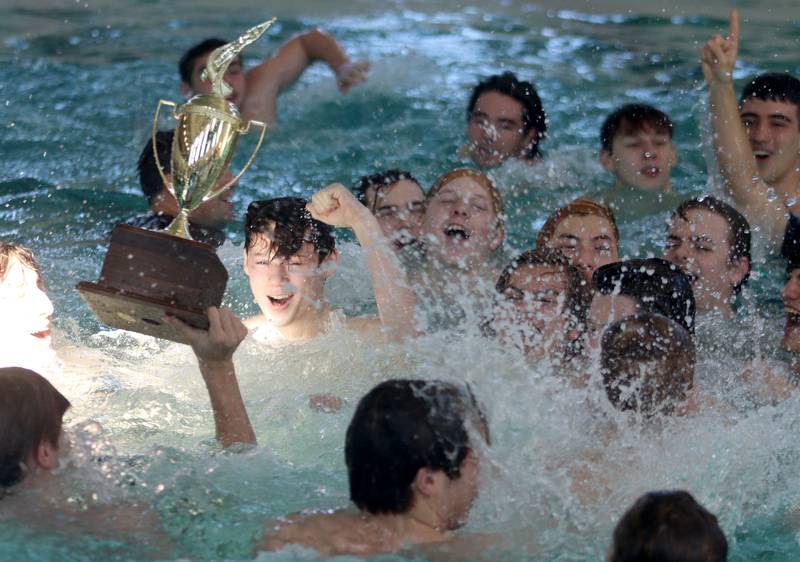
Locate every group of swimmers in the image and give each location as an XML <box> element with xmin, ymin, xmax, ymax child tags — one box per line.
<box><xmin>1</xmin><ymin>8</ymin><xmax>799</xmax><ymax>560</ymax></box>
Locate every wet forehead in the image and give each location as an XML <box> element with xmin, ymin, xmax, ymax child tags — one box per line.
<box><xmin>473</xmin><ymin>91</ymin><xmax>524</xmax><ymax>122</ymax></box>
<box><xmin>669</xmin><ymin>209</ymin><xmax>731</xmax><ymax>246</ymax></box>
<box><xmin>740</xmin><ymin>97</ymin><xmax>800</xmax><ymax>122</ymax></box>
<box><xmin>1</xmin><ymin>258</ymin><xmax>39</xmax><ymax>287</ymax></box>
<box><xmin>509</xmin><ymin>265</ymin><xmax>566</xmax><ymax>291</ymax></box>
<box><xmin>554</xmin><ymin>214</ymin><xmax>615</xmax><ymax>241</ymax></box>
<box><xmin>378</xmin><ymin>179</ymin><xmax>425</xmax><ymax>206</ymax></box>
<box><xmin>247</xmin><ymin>230</ymin><xmax>316</xmax><ymax>259</ymax></box>
<box><xmin>435</xmin><ymin>177</ymin><xmax>493</xmax><ymax>204</ymax></box>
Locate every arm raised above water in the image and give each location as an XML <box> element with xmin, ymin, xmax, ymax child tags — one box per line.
<box><xmin>307</xmin><ymin>183</ymin><xmax>417</xmax><ymax>339</ymax></box>
<box><xmin>166</xmin><ymin>307</ymin><xmax>256</xmax><ymax>448</ymax></box>
<box><xmin>700</xmin><ymin>9</ymin><xmax>786</xmax><ymax>245</ymax></box>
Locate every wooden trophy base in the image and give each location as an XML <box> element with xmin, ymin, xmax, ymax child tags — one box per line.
<box><xmin>76</xmin><ymin>224</ymin><xmax>228</xmax><ymax>344</ymax></box>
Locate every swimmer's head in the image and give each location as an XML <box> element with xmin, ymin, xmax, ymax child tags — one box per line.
<box><xmin>346</xmin><ymin>379</ymin><xmax>488</xmax><ymax>530</ymax></box>
<box><xmin>599</xmin><ymin>104</ymin><xmax>677</xmax><ymax>192</ymax></box>
<box><xmin>0</xmin><ymin>243</ymin><xmax>54</xmax><ymax>364</ymax></box>
<box><xmin>0</xmin><ymin>367</ymin><xmax>70</xmax><ymax>489</ymax></box>
<box><xmin>466</xmin><ymin>72</ymin><xmax>547</xmax><ymax>168</ymax></box>
<box><xmin>601</xmin><ymin>313</ymin><xmax>695</xmax><ymax>419</ymax></box>
<box><xmin>179</xmin><ymin>38</ymin><xmax>246</xmax><ymax>106</ymax></box>
<box><xmin>353</xmin><ymin>170</ymin><xmax>425</xmax><ymax>250</ymax></box>
<box><xmin>244</xmin><ymin>198</ymin><xmax>337</xmax><ymax>329</ymax></box>
<box><xmin>422</xmin><ymin>168</ymin><xmax>505</xmax><ymax>270</ymax></box>
<box><xmin>738</xmin><ymin>72</ymin><xmax>800</xmax><ymax>186</ymax></box>
<box><xmin>664</xmin><ymin>197</ymin><xmax>751</xmax><ymax>314</ymax></box>
<box><xmin>493</xmin><ymin>248</ymin><xmax>590</xmax><ymax>359</ymax></box>
<box><xmin>608</xmin><ymin>490</ymin><xmax>727</xmax><ymax>562</ymax></box>
<box><xmin>536</xmin><ymin>198</ymin><xmax>619</xmax><ymax>281</ymax></box>
<box><xmin>138</xmin><ymin>131</ymin><xmax>237</xmax><ymax>228</ymax></box>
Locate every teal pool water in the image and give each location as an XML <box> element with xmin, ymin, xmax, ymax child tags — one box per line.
<box><xmin>3</xmin><ymin>1</ymin><xmax>800</xmax><ymax>560</ymax></box>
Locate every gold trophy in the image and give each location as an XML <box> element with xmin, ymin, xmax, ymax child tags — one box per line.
<box><xmin>77</xmin><ymin>20</ymin><xmax>274</xmax><ymax>343</ymax></box>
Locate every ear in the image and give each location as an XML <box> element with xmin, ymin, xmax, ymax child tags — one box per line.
<box><xmin>728</xmin><ymin>256</ymin><xmax>750</xmax><ymax>288</ymax></box>
<box><xmin>599</xmin><ymin>149</ymin><xmax>614</xmax><ymax>171</ymax></box>
<box><xmin>243</xmin><ymin>248</ymin><xmax>252</xmax><ymax>276</ymax></box>
<box><xmin>320</xmin><ymin>249</ymin><xmax>340</xmax><ymax>281</ymax></box>
<box><xmin>33</xmin><ymin>441</ymin><xmax>59</xmax><ymax>471</ymax></box>
<box><xmin>412</xmin><ymin>466</ymin><xmax>440</xmax><ymax>499</ymax></box>
<box><xmin>489</xmin><ymin>224</ymin><xmax>505</xmax><ymax>252</ymax></box>
<box><xmin>180</xmin><ymin>81</ymin><xmax>192</xmax><ymax>98</ymax></box>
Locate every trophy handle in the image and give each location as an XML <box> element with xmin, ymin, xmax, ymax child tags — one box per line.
<box><xmin>152</xmin><ymin>100</ymin><xmax>179</xmax><ymax>192</ymax></box>
<box><xmin>206</xmin><ymin>119</ymin><xmax>268</xmax><ymax>200</ymax></box>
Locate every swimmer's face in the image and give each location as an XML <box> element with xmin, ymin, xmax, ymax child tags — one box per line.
<box><xmin>184</xmin><ymin>53</ymin><xmax>246</xmax><ymax>107</ymax></box>
<box><xmin>600</xmin><ymin>126</ymin><xmax>677</xmax><ymax>191</ymax></box>
<box><xmin>586</xmin><ymin>294</ymin><xmax>638</xmax><ymax>351</ymax></box>
<box><xmin>244</xmin><ymin>231</ymin><xmax>333</xmax><ymax>330</ymax></box>
<box><xmin>664</xmin><ymin>209</ymin><xmax>748</xmax><ymax>313</ymax></box>
<box><xmin>781</xmin><ymin>267</ymin><xmax>800</xmax><ymax>352</ymax></box>
<box><xmin>467</xmin><ymin>91</ymin><xmax>537</xmax><ymax>168</ymax></box>
<box><xmin>441</xmin><ymin>447</ymin><xmax>481</xmax><ymax>530</ymax></box>
<box><xmin>422</xmin><ymin>177</ymin><xmax>504</xmax><ymax>269</ymax></box>
<box><xmin>495</xmin><ymin>265</ymin><xmax>568</xmax><ymax>356</ymax></box>
<box><xmin>740</xmin><ymin>97</ymin><xmax>800</xmax><ymax>185</ymax></box>
<box><xmin>185</xmin><ymin>170</ymin><xmax>238</xmax><ymax>228</ymax></box>
<box><xmin>547</xmin><ymin>215</ymin><xmax>618</xmax><ymax>281</ymax></box>
<box><xmin>0</xmin><ymin>257</ymin><xmax>54</xmax><ymax>359</ymax></box>
<box><xmin>370</xmin><ymin>179</ymin><xmax>425</xmax><ymax>250</ymax></box>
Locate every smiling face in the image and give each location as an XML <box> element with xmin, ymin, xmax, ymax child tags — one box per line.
<box><xmin>243</xmin><ymin>230</ymin><xmax>332</xmax><ymax>330</ymax></box>
<box><xmin>0</xmin><ymin>257</ymin><xmax>54</xmax><ymax>359</ymax></box>
<box><xmin>467</xmin><ymin>91</ymin><xmax>536</xmax><ymax>168</ymax></box>
<box><xmin>371</xmin><ymin>179</ymin><xmax>425</xmax><ymax>250</ymax></box>
<box><xmin>740</xmin><ymin>97</ymin><xmax>800</xmax><ymax>186</ymax></box>
<box><xmin>600</xmin><ymin>125</ymin><xmax>677</xmax><ymax>191</ymax></box>
<box><xmin>422</xmin><ymin>176</ymin><xmax>503</xmax><ymax>269</ymax></box>
<box><xmin>547</xmin><ymin>215</ymin><xmax>619</xmax><ymax>281</ymax></box>
<box><xmin>664</xmin><ymin>209</ymin><xmax>746</xmax><ymax>314</ymax></box>
<box><xmin>185</xmin><ymin>53</ymin><xmax>246</xmax><ymax>106</ymax></box>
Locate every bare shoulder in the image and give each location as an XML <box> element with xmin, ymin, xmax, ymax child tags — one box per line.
<box><xmin>259</xmin><ymin>511</ymin><xmax>368</xmax><ymax>556</ymax></box>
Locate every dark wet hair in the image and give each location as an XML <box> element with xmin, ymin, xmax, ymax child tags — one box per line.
<box><xmin>245</xmin><ymin>197</ymin><xmax>335</xmax><ymax>265</ymax></box>
<box><xmin>602</xmin><ymin>313</ymin><xmax>695</xmax><ymax>418</ymax></box>
<box><xmin>496</xmin><ymin>247</ymin><xmax>591</xmax><ymax>334</ymax></box>
<box><xmin>353</xmin><ymin>169</ymin><xmax>423</xmax><ymax>212</ymax></box>
<box><xmin>740</xmin><ymin>72</ymin><xmax>800</xmax><ymax>124</ymax></box>
<box><xmin>593</xmin><ymin>258</ymin><xmax>696</xmax><ymax>334</ymax></box>
<box><xmin>783</xmin><ymin>214</ymin><xmax>800</xmax><ymax>273</ymax></box>
<box><xmin>0</xmin><ymin>368</ymin><xmax>70</xmax><ymax>489</ymax></box>
<box><xmin>536</xmin><ymin>197</ymin><xmax>620</xmax><ymax>250</ymax></box>
<box><xmin>672</xmin><ymin>196</ymin><xmax>751</xmax><ymax>293</ymax></box>
<box><xmin>600</xmin><ymin>104</ymin><xmax>674</xmax><ymax>152</ymax></box>
<box><xmin>346</xmin><ymin>379</ymin><xmax>487</xmax><ymax>515</ymax></box>
<box><xmin>467</xmin><ymin>71</ymin><xmax>548</xmax><ymax>159</ymax></box>
<box><xmin>179</xmin><ymin>38</ymin><xmax>228</xmax><ymax>84</ymax></box>
<box><xmin>138</xmin><ymin>130</ymin><xmax>173</xmax><ymax>203</ymax></box>
<box><xmin>609</xmin><ymin>490</ymin><xmax>728</xmax><ymax>562</ymax></box>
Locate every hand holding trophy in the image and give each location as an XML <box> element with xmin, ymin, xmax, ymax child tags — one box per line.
<box><xmin>77</xmin><ymin>20</ymin><xmax>275</xmax><ymax>344</ymax></box>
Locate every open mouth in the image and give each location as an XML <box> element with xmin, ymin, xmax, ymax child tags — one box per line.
<box><xmin>754</xmin><ymin>150</ymin><xmax>771</xmax><ymax>161</ymax></box>
<box><xmin>443</xmin><ymin>225</ymin><xmax>470</xmax><ymax>240</ymax></box>
<box><xmin>639</xmin><ymin>165</ymin><xmax>661</xmax><ymax>178</ymax></box>
<box><xmin>267</xmin><ymin>294</ymin><xmax>294</xmax><ymax>310</ymax></box>
<box><xmin>784</xmin><ymin>305</ymin><xmax>800</xmax><ymax>320</ymax></box>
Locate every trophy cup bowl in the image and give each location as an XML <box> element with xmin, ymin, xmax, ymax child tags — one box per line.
<box><xmin>76</xmin><ymin>20</ymin><xmax>273</xmax><ymax>343</ymax></box>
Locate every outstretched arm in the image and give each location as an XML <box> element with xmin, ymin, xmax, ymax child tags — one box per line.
<box><xmin>166</xmin><ymin>307</ymin><xmax>256</xmax><ymax>448</ymax></box>
<box><xmin>307</xmin><ymin>183</ymin><xmax>417</xmax><ymax>339</ymax></box>
<box><xmin>701</xmin><ymin>9</ymin><xmax>786</xmax><ymax>244</ymax></box>
<box><xmin>241</xmin><ymin>28</ymin><xmax>369</xmax><ymax>123</ymax></box>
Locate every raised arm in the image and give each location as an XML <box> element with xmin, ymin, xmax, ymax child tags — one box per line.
<box><xmin>241</xmin><ymin>28</ymin><xmax>369</xmax><ymax>123</ymax></box>
<box><xmin>700</xmin><ymin>9</ymin><xmax>786</xmax><ymax>243</ymax></box>
<box><xmin>166</xmin><ymin>307</ymin><xmax>256</xmax><ymax>448</ymax></box>
<box><xmin>307</xmin><ymin>183</ymin><xmax>417</xmax><ymax>339</ymax></box>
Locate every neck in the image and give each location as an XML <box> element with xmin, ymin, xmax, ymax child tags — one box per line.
<box><xmin>697</xmin><ymin>296</ymin><xmax>734</xmax><ymax>318</ymax></box>
<box><xmin>613</xmin><ymin>179</ymin><xmax>671</xmax><ymax>193</ymax></box>
<box><xmin>275</xmin><ymin>302</ymin><xmax>333</xmax><ymax>342</ymax></box>
<box><xmin>364</xmin><ymin>508</ymin><xmax>451</xmax><ymax>547</ymax></box>
<box><xmin>772</xmin><ymin>162</ymin><xmax>800</xmax><ymax>209</ymax></box>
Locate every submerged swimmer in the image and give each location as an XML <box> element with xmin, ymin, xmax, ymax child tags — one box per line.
<box><xmin>179</xmin><ymin>30</ymin><xmax>369</xmax><ymax>125</ymax></box>
<box><xmin>353</xmin><ymin>169</ymin><xmax>425</xmax><ymax>253</ymax></box>
<box><xmin>536</xmin><ymin>198</ymin><xmax>620</xmax><ymax>283</ymax></box>
<box><xmin>243</xmin><ymin>186</ymin><xmax>415</xmax><ymax>343</ymax></box>
<box><xmin>0</xmin><ymin>243</ymin><xmax>55</xmax><ymax>370</ymax></box>
<box><xmin>462</xmin><ymin>72</ymin><xmax>547</xmax><ymax>169</ymax></box>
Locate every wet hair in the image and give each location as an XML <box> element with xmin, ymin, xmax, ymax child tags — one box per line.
<box><xmin>601</xmin><ymin>314</ymin><xmax>695</xmax><ymax>418</ymax></box>
<box><xmin>609</xmin><ymin>490</ymin><xmax>728</xmax><ymax>562</ymax></box>
<box><xmin>496</xmin><ymin>247</ymin><xmax>591</xmax><ymax>336</ymax></box>
<box><xmin>138</xmin><ymin>130</ymin><xmax>173</xmax><ymax>203</ymax></box>
<box><xmin>179</xmin><ymin>38</ymin><xmax>228</xmax><ymax>84</ymax></box>
<box><xmin>593</xmin><ymin>258</ymin><xmax>696</xmax><ymax>334</ymax></box>
<box><xmin>0</xmin><ymin>242</ymin><xmax>40</xmax><ymax>279</ymax></box>
<box><xmin>0</xmin><ymin>368</ymin><xmax>70</xmax><ymax>489</ymax></box>
<box><xmin>600</xmin><ymin>104</ymin><xmax>674</xmax><ymax>152</ymax></box>
<box><xmin>740</xmin><ymin>72</ymin><xmax>800</xmax><ymax>124</ymax></box>
<box><xmin>783</xmin><ymin>214</ymin><xmax>800</xmax><ymax>273</ymax></box>
<box><xmin>467</xmin><ymin>71</ymin><xmax>548</xmax><ymax>159</ymax></box>
<box><xmin>536</xmin><ymin>197</ymin><xmax>620</xmax><ymax>250</ymax></box>
<box><xmin>426</xmin><ymin>168</ymin><xmax>505</xmax><ymax>227</ymax></box>
<box><xmin>672</xmin><ymin>196</ymin><xmax>751</xmax><ymax>293</ymax></box>
<box><xmin>353</xmin><ymin>169</ymin><xmax>423</xmax><ymax>212</ymax></box>
<box><xmin>244</xmin><ymin>197</ymin><xmax>335</xmax><ymax>265</ymax></box>
<box><xmin>346</xmin><ymin>379</ymin><xmax>487</xmax><ymax>515</ymax></box>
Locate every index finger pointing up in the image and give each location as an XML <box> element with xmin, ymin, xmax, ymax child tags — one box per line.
<box><xmin>728</xmin><ymin>9</ymin><xmax>739</xmax><ymax>47</ymax></box>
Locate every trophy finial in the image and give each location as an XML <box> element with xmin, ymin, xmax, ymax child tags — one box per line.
<box><xmin>201</xmin><ymin>18</ymin><xmax>277</xmax><ymax>98</ymax></box>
